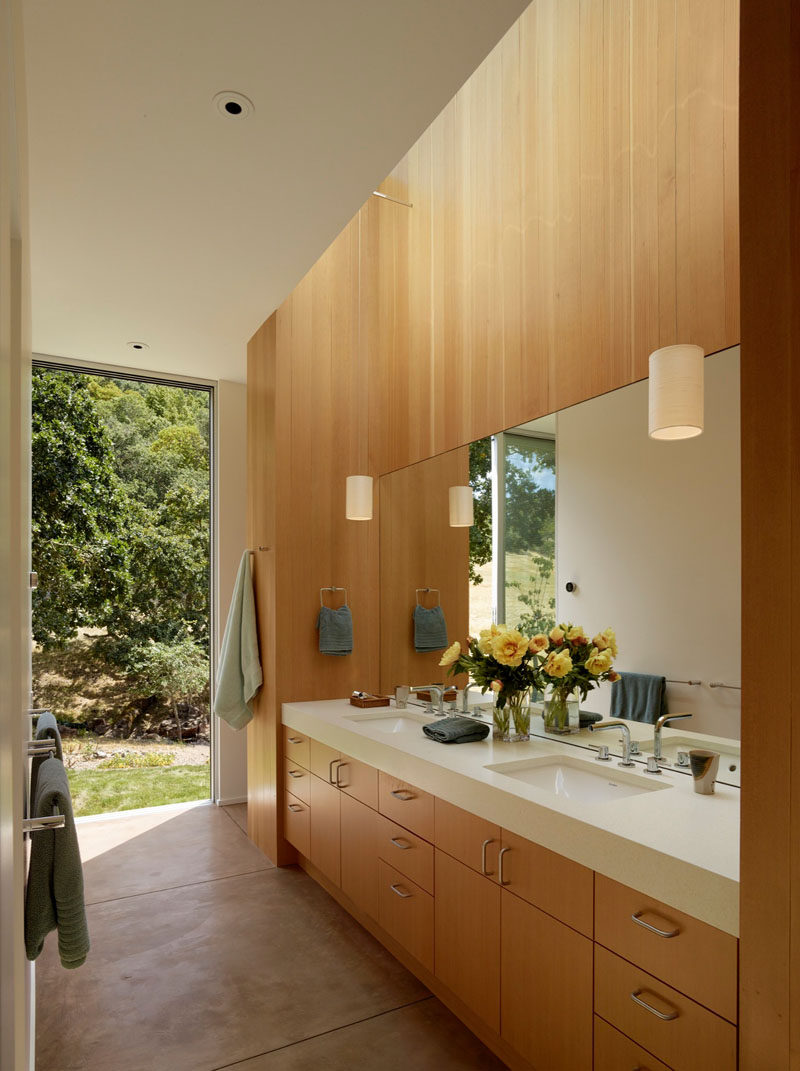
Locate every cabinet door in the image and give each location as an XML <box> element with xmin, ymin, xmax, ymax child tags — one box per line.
<box><xmin>309</xmin><ymin>739</ymin><xmax>341</xmax><ymax>783</ymax></box>
<box><xmin>434</xmin><ymin>849</ymin><xmax>501</xmax><ymax>1032</ymax></box>
<box><xmin>335</xmin><ymin>753</ymin><xmax>379</xmax><ymax>809</ymax></box>
<box><xmin>500</xmin><ymin>828</ymin><xmax>593</xmax><ymax>937</ymax></box>
<box><xmin>501</xmin><ymin>889</ymin><xmax>593</xmax><ymax>1071</ymax></box>
<box><xmin>340</xmin><ymin>793</ymin><xmax>378</xmax><ymax>919</ymax></box>
<box><xmin>435</xmin><ymin>798</ymin><xmax>501</xmax><ymax>879</ymax></box>
<box><xmin>309</xmin><ymin>773</ymin><xmax>341</xmax><ymax>886</ymax></box>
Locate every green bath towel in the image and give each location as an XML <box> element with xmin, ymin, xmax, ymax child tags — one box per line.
<box><xmin>214</xmin><ymin>551</ymin><xmax>263</xmax><ymax>730</ymax></box>
<box><xmin>25</xmin><ymin>757</ymin><xmax>89</xmax><ymax>969</ymax></box>
<box><xmin>30</xmin><ymin>710</ymin><xmax>63</xmax><ymax>807</ymax></box>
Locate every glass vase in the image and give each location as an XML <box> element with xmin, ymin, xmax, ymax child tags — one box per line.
<box><xmin>492</xmin><ymin>700</ymin><xmax>511</xmax><ymax>741</ymax></box>
<box><xmin>543</xmin><ymin>687</ymin><xmax>580</xmax><ymax>735</ymax></box>
<box><xmin>494</xmin><ymin>691</ymin><xmax>530</xmax><ymax>742</ymax></box>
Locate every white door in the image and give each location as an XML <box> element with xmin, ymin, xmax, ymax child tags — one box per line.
<box><xmin>1</xmin><ymin>1</ymin><xmax>35</xmax><ymax>1066</ymax></box>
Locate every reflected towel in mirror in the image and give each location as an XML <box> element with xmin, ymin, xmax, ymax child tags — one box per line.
<box><xmin>413</xmin><ymin>605</ymin><xmax>448</xmax><ymax>653</ymax></box>
<box><xmin>610</xmin><ymin>672</ymin><xmax>668</xmax><ymax>724</ymax></box>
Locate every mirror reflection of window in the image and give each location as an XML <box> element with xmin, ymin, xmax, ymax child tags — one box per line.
<box><xmin>468</xmin><ymin>420</ymin><xmax>556</xmax><ymax>638</ymax></box>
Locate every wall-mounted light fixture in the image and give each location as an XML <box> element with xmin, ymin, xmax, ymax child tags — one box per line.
<box><xmin>648</xmin><ymin>344</ymin><xmax>704</xmax><ymax>440</ymax></box>
<box><xmin>345</xmin><ymin>475</ymin><xmax>373</xmax><ymax>520</ymax></box>
<box><xmin>449</xmin><ymin>485</ymin><xmax>474</xmax><ymax>527</ymax></box>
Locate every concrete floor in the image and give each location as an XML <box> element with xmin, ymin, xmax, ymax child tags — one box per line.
<box><xmin>35</xmin><ymin>802</ymin><xmax>505</xmax><ymax>1070</ymax></box>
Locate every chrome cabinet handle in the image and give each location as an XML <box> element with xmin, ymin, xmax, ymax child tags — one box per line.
<box><xmin>329</xmin><ymin>758</ymin><xmax>343</xmax><ymax>784</ymax></box>
<box><xmin>481</xmin><ymin>838</ymin><xmax>495</xmax><ymax>876</ymax></box>
<box><xmin>390</xmin><ymin>836</ymin><xmax>411</xmax><ymax>849</ymax></box>
<box><xmin>631</xmin><ymin>911</ymin><xmax>681</xmax><ymax>939</ymax></box>
<box><xmin>390</xmin><ymin>789</ymin><xmax>415</xmax><ymax>801</ymax></box>
<box><xmin>498</xmin><ymin>846</ymin><xmax>511</xmax><ymax>885</ymax></box>
<box><xmin>630</xmin><ymin>989</ymin><xmax>679</xmax><ymax>1021</ymax></box>
<box><xmin>288</xmin><ymin>736</ymin><xmax>304</xmax><ymax>744</ymax></box>
<box><xmin>390</xmin><ymin>882</ymin><xmax>412</xmax><ymax>899</ymax></box>
<box><xmin>335</xmin><ymin>762</ymin><xmax>348</xmax><ymax>788</ymax></box>
<box><xmin>287</xmin><ymin>803</ymin><xmax>303</xmax><ymax>813</ymax></box>
<box><xmin>287</xmin><ymin>769</ymin><xmax>303</xmax><ymax>779</ymax></box>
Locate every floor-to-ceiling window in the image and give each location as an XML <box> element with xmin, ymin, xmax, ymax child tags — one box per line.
<box><xmin>31</xmin><ymin>362</ymin><xmax>212</xmax><ymax>816</ymax></box>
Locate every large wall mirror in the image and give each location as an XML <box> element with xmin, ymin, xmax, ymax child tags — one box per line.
<box><xmin>379</xmin><ymin>347</ymin><xmax>741</xmax><ymax>745</ymax></box>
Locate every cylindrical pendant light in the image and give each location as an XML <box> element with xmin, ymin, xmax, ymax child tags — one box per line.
<box><xmin>345</xmin><ymin>475</ymin><xmax>373</xmax><ymax>520</ymax></box>
<box><xmin>648</xmin><ymin>344</ymin><xmax>705</xmax><ymax>440</ymax></box>
<box><xmin>449</xmin><ymin>485</ymin><xmax>474</xmax><ymax>527</ymax></box>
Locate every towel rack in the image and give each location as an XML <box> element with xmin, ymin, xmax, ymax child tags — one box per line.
<box><xmin>249</xmin><ymin>546</ymin><xmax>270</xmax><ymax>554</ymax></box>
<box><xmin>27</xmin><ymin>740</ymin><xmax>56</xmax><ymax>757</ymax></box>
<box><xmin>666</xmin><ymin>679</ymin><xmax>702</xmax><ymax>686</ymax></box>
<box><xmin>415</xmin><ymin>587</ymin><xmax>440</xmax><ymax>606</ymax></box>
<box><xmin>709</xmin><ymin>681</ymin><xmax>741</xmax><ymax>690</ymax></box>
<box><xmin>22</xmin><ymin>815</ymin><xmax>65</xmax><ymax>836</ymax></box>
<box><xmin>320</xmin><ymin>585</ymin><xmax>347</xmax><ymax>607</ymax></box>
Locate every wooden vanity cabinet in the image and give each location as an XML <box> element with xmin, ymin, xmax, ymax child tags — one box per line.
<box><xmin>434</xmin><ymin>848</ymin><xmax>502</xmax><ymax>1033</ymax></box>
<box><xmin>501</xmin><ymin>889</ymin><xmax>593</xmax><ymax>1070</ymax></box>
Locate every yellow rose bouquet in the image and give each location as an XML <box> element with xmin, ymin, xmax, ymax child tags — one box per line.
<box><xmin>439</xmin><ymin>626</ymin><xmax>543</xmax><ymax>741</ymax></box>
<box><xmin>538</xmin><ymin>624</ymin><xmax>620</xmax><ymax>734</ymax></box>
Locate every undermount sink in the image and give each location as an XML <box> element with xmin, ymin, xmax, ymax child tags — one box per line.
<box><xmin>484</xmin><ymin>754</ymin><xmax>670</xmax><ymax>803</ymax></box>
<box><xmin>639</xmin><ymin>734</ymin><xmax>741</xmax><ymax>782</ymax></box>
<box><xmin>344</xmin><ymin>710</ymin><xmax>432</xmax><ymax>734</ymax></box>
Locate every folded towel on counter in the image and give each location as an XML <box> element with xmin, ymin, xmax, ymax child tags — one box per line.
<box><xmin>317</xmin><ymin>605</ymin><xmax>353</xmax><ymax>656</ymax></box>
<box><xmin>609</xmin><ymin>672</ymin><xmax>668</xmax><ymax>725</ymax></box>
<box><xmin>30</xmin><ymin>711</ymin><xmax>63</xmax><ymax>804</ymax></box>
<box><xmin>413</xmin><ymin>605</ymin><xmax>448</xmax><ymax>653</ymax></box>
<box><xmin>213</xmin><ymin>551</ymin><xmax>263</xmax><ymax>730</ymax></box>
<box><xmin>25</xmin><ymin>757</ymin><xmax>89</xmax><ymax>969</ymax></box>
<box><xmin>422</xmin><ymin>716</ymin><xmax>490</xmax><ymax>744</ymax></box>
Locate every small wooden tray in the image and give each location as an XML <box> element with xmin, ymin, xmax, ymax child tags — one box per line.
<box><xmin>415</xmin><ymin>688</ymin><xmax>458</xmax><ymax>703</ymax></box>
<box><xmin>349</xmin><ymin>695</ymin><xmax>391</xmax><ymax>708</ymax></box>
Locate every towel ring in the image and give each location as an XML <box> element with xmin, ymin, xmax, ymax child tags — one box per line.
<box><xmin>415</xmin><ymin>587</ymin><xmax>440</xmax><ymax>607</ymax></box>
<box><xmin>320</xmin><ymin>586</ymin><xmax>347</xmax><ymax>608</ymax></box>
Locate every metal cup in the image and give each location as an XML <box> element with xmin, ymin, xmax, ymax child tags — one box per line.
<box><xmin>689</xmin><ymin>749</ymin><xmax>720</xmax><ymax>794</ymax></box>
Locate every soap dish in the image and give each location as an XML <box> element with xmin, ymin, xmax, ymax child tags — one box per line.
<box><xmin>349</xmin><ymin>694</ymin><xmax>390</xmax><ymax>708</ymax></box>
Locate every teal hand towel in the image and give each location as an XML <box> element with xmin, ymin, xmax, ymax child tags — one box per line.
<box><xmin>609</xmin><ymin>672</ymin><xmax>668</xmax><ymax>725</ymax></box>
<box><xmin>213</xmin><ymin>551</ymin><xmax>263</xmax><ymax>730</ymax></box>
<box><xmin>317</xmin><ymin>605</ymin><xmax>353</xmax><ymax>656</ymax></box>
<box><xmin>31</xmin><ymin>711</ymin><xmax>63</xmax><ymax>804</ymax></box>
<box><xmin>25</xmin><ymin>757</ymin><xmax>89</xmax><ymax>968</ymax></box>
<box><xmin>413</xmin><ymin>605</ymin><xmax>448</xmax><ymax>653</ymax></box>
<box><xmin>422</xmin><ymin>716</ymin><xmax>490</xmax><ymax>744</ymax></box>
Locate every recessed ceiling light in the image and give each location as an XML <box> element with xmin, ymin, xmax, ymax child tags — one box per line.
<box><xmin>213</xmin><ymin>91</ymin><xmax>254</xmax><ymax>119</ymax></box>
<box><xmin>127</xmin><ymin>341</ymin><xmax>149</xmax><ymax>351</ymax></box>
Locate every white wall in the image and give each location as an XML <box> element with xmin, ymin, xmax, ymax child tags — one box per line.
<box><xmin>214</xmin><ymin>380</ymin><xmax>248</xmax><ymax>803</ymax></box>
<box><xmin>556</xmin><ymin>348</ymin><xmax>741</xmax><ymax>739</ymax></box>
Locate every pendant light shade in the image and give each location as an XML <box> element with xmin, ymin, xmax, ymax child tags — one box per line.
<box><xmin>345</xmin><ymin>475</ymin><xmax>373</xmax><ymax>520</ymax></box>
<box><xmin>449</xmin><ymin>485</ymin><xmax>474</xmax><ymax>527</ymax></box>
<box><xmin>648</xmin><ymin>344</ymin><xmax>705</xmax><ymax>440</ymax></box>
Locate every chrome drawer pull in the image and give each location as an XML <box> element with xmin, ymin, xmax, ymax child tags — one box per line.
<box><xmin>288</xmin><ymin>736</ymin><xmax>304</xmax><ymax>744</ymax></box>
<box><xmin>481</xmin><ymin>837</ymin><xmax>495</xmax><ymax>876</ymax></box>
<box><xmin>390</xmin><ymin>789</ymin><xmax>415</xmax><ymax>801</ymax></box>
<box><xmin>288</xmin><ymin>769</ymin><xmax>303</xmax><ymax>778</ymax></box>
<box><xmin>630</xmin><ymin>989</ymin><xmax>679</xmax><ymax>1021</ymax></box>
<box><xmin>329</xmin><ymin>758</ymin><xmax>343</xmax><ymax>784</ymax></box>
<box><xmin>335</xmin><ymin>762</ymin><xmax>348</xmax><ymax>788</ymax></box>
<box><xmin>498</xmin><ymin>846</ymin><xmax>511</xmax><ymax>885</ymax></box>
<box><xmin>287</xmin><ymin>804</ymin><xmax>303</xmax><ymax>813</ymax></box>
<box><xmin>631</xmin><ymin>911</ymin><xmax>680</xmax><ymax>938</ymax></box>
<box><xmin>390</xmin><ymin>836</ymin><xmax>411</xmax><ymax>849</ymax></box>
<box><xmin>390</xmin><ymin>882</ymin><xmax>412</xmax><ymax>899</ymax></box>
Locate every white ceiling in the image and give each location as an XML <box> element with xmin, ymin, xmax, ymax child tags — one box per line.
<box><xmin>24</xmin><ymin>0</ymin><xmax>528</xmax><ymax>383</ymax></box>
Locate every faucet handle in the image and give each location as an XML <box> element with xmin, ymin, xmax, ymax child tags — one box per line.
<box><xmin>394</xmin><ymin>686</ymin><xmax>410</xmax><ymax>709</ymax></box>
<box><xmin>645</xmin><ymin>756</ymin><xmax>662</xmax><ymax>775</ymax></box>
<box><xmin>595</xmin><ymin>745</ymin><xmax>611</xmax><ymax>761</ymax></box>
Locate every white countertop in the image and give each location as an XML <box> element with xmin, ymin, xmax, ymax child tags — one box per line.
<box><xmin>282</xmin><ymin>698</ymin><xmax>740</xmax><ymax>936</ymax></box>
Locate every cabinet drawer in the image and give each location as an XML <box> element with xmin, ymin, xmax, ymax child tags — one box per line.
<box><xmin>375</xmin><ymin>813</ymin><xmax>434</xmax><ymax>893</ymax></box>
<box><xmin>309</xmin><ymin>739</ymin><xmax>341</xmax><ymax>783</ymax></box>
<box><xmin>378</xmin><ymin>772</ymin><xmax>434</xmax><ymax>842</ymax></box>
<box><xmin>283</xmin><ymin>791</ymin><xmax>310</xmax><ymax>857</ymax></box>
<box><xmin>594</xmin><ymin>1016</ymin><xmax>672</xmax><ymax>1071</ymax></box>
<box><xmin>378</xmin><ymin>859</ymin><xmax>433</xmax><ymax>972</ymax></box>
<box><xmin>594</xmin><ymin>946</ymin><xmax>737</xmax><ymax>1071</ymax></box>
<box><xmin>284</xmin><ymin>756</ymin><xmax>311</xmax><ymax>804</ymax></box>
<box><xmin>336</xmin><ymin>753</ymin><xmax>378</xmax><ymax>809</ymax></box>
<box><xmin>595</xmin><ymin>875</ymin><xmax>738</xmax><ymax>1022</ymax></box>
<box><xmin>500</xmin><ymin>829</ymin><xmax>594</xmax><ymax>938</ymax></box>
<box><xmin>282</xmin><ymin>725</ymin><xmax>310</xmax><ymax>770</ymax></box>
<box><xmin>435</xmin><ymin>798</ymin><xmax>501</xmax><ymax>878</ymax></box>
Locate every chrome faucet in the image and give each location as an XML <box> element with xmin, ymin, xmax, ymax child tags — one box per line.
<box><xmin>590</xmin><ymin>721</ymin><xmax>635</xmax><ymax>767</ymax></box>
<box><xmin>653</xmin><ymin>712</ymin><xmax>693</xmax><ymax>763</ymax></box>
<box><xmin>460</xmin><ymin>681</ymin><xmax>479</xmax><ymax>715</ymax></box>
<box><xmin>411</xmin><ymin>685</ymin><xmax>445</xmax><ymax>716</ymax></box>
